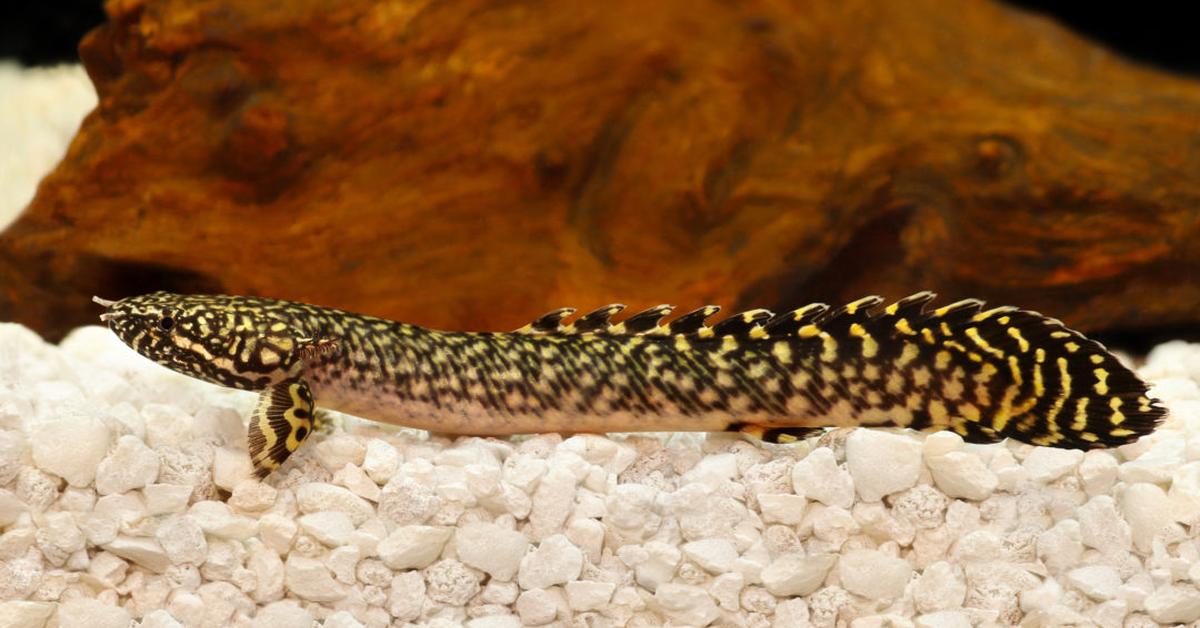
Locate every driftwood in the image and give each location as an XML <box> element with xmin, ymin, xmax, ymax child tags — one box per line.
<box><xmin>3</xmin><ymin>0</ymin><xmax>1199</xmax><ymax>342</ymax></box>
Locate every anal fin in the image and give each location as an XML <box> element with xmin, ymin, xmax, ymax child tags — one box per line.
<box><xmin>247</xmin><ymin>378</ymin><xmax>316</xmax><ymax>478</ymax></box>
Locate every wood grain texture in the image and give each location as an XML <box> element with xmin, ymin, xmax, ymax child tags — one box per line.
<box><xmin>3</xmin><ymin>0</ymin><xmax>1199</xmax><ymax>341</ymax></box>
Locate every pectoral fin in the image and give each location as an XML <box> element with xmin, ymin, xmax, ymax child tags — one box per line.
<box><xmin>247</xmin><ymin>378</ymin><xmax>315</xmax><ymax>478</ymax></box>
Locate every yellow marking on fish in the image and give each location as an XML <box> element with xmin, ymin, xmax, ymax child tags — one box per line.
<box><xmin>921</xmin><ymin>328</ymin><xmax>936</xmax><ymax>344</ymax></box>
<box><xmin>1006</xmin><ymin>327</ymin><xmax>1029</xmax><ymax>353</ymax></box>
<box><xmin>896</xmin><ymin>342</ymin><xmax>919</xmax><ymax>368</ymax></box>
<box><xmin>819</xmin><ymin>332</ymin><xmax>838</xmax><ymax>362</ymax></box>
<box><xmin>1110</xmin><ymin>397</ymin><xmax>1125</xmax><ymax>425</ymax></box>
<box><xmin>772</xmin><ymin>341</ymin><xmax>792</xmax><ymax>365</ymax></box>
<box><xmin>1035</xmin><ymin>347</ymin><xmax>1045</xmax><ymax>364</ymax></box>
<box><xmin>1064</xmin><ymin>342</ymin><xmax>1079</xmax><ymax>353</ymax></box>
<box><xmin>849</xmin><ymin>323</ymin><xmax>878</xmax><ymax>358</ymax></box>
<box><xmin>895</xmin><ymin>318</ymin><xmax>916</xmax><ymax>335</ymax></box>
<box><xmin>1089</xmin><ymin>354</ymin><xmax>1104</xmax><ymax>365</ymax></box>
<box><xmin>697</xmin><ymin>327</ymin><xmax>715</xmax><ymax>339</ymax></box>
<box><xmin>749</xmin><ymin>326</ymin><xmax>768</xmax><ymax>340</ymax></box>
<box><xmin>929</xmin><ymin>399</ymin><xmax>949</xmax><ymax>424</ymax></box>
<box><xmin>943</xmin><ymin>340</ymin><xmax>969</xmax><ymax>354</ymax></box>
<box><xmin>675</xmin><ymin>336</ymin><xmax>691</xmax><ymax>352</ymax></box>
<box><xmin>935</xmin><ymin>351</ymin><xmax>951</xmax><ymax>371</ymax></box>
<box><xmin>1071</xmin><ymin>397</ymin><xmax>1090</xmax><ymax>431</ymax></box>
<box><xmin>1093</xmin><ymin>369</ymin><xmax>1109</xmax><ymax>395</ymax></box>
<box><xmin>940</xmin><ymin>322</ymin><xmax>952</xmax><ymax>337</ymax></box>
<box><xmin>1007</xmin><ymin>355</ymin><xmax>1023</xmax><ymax>387</ymax></box>
<box><xmin>885</xmin><ymin>302</ymin><xmax>899</xmax><ymax>315</ymax></box>
<box><xmin>1051</xmin><ymin>331</ymin><xmax>1071</xmax><ymax>339</ymax></box>
<box><xmin>913</xmin><ymin>366</ymin><xmax>931</xmax><ymax>387</ymax></box>
<box><xmin>971</xmin><ymin>306</ymin><xmax>1011</xmax><ymax>322</ymax></box>
<box><xmin>959</xmin><ymin>403</ymin><xmax>981</xmax><ymax>422</ymax></box>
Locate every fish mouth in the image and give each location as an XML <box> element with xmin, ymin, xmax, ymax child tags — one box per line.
<box><xmin>93</xmin><ymin>296</ymin><xmax>120</xmax><ymax>322</ymax></box>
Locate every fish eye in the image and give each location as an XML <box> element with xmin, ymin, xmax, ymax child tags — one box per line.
<box><xmin>159</xmin><ymin>314</ymin><xmax>175</xmax><ymax>331</ymax></box>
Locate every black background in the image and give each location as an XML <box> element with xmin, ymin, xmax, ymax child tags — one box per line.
<box><xmin>1</xmin><ymin>2</ymin><xmax>1198</xmax><ymax>77</ymax></box>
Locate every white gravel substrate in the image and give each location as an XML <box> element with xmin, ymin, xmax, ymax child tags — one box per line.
<box><xmin>3</xmin><ymin>325</ymin><xmax>1200</xmax><ymax>627</ymax></box>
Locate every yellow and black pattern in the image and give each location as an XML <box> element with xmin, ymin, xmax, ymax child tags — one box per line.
<box><xmin>95</xmin><ymin>291</ymin><xmax>1165</xmax><ymax>477</ymax></box>
<box><xmin>247</xmin><ymin>379</ymin><xmax>315</xmax><ymax>478</ymax></box>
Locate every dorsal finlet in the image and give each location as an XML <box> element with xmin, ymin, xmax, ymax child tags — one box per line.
<box><xmin>764</xmin><ymin>302</ymin><xmax>829</xmax><ymax>335</ymax></box>
<box><xmin>669</xmin><ymin>305</ymin><xmax>721</xmax><ymax>335</ymax></box>
<box><xmin>571</xmin><ymin>304</ymin><xmax>626</xmax><ymax>333</ymax></box>
<box><xmin>516</xmin><ymin>307</ymin><xmax>577</xmax><ymax>334</ymax></box>
<box><xmin>711</xmin><ymin>308</ymin><xmax>773</xmax><ymax>337</ymax></box>
<box><xmin>610</xmin><ymin>304</ymin><xmax>675</xmax><ymax>335</ymax></box>
<box><xmin>883</xmin><ymin>291</ymin><xmax>937</xmax><ymax>317</ymax></box>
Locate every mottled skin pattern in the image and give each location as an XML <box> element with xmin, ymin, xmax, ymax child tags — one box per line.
<box><xmin>96</xmin><ymin>291</ymin><xmax>1166</xmax><ymax>477</ymax></box>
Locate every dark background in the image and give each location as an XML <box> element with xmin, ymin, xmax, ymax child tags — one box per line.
<box><xmin>2</xmin><ymin>2</ymin><xmax>1199</xmax><ymax>78</ymax></box>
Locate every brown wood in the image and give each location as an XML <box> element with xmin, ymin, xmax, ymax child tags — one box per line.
<box><xmin>3</xmin><ymin>0</ymin><xmax>1199</xmax><ymax>341</ymax></box>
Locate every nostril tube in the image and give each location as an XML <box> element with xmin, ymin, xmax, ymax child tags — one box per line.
<box><xmin>93</xmin><ymin>296</ymin><xmax>117</xmax><ymax>308</ymax></box>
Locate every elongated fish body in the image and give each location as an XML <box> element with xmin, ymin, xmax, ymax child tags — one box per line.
<box><xmin>95</xmin><ymin>292</ymin><xmax>1165</xmax><ymax>477</ymax></box>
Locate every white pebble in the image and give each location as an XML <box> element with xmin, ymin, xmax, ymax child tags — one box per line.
<box><xmin>424</xmin><ymin>558</ymin><xmax>481</xmax><ymax>605</ymax></box>
<box><xmin>298</xmin><ymin>511</ymin><xmax>355</xmax><ymax>547</ymax></box>
<box><xmin>632</xmin><ymin>541</ymin><xmax>681</xmax><ymax>591</ymax></box>
<box><xmin>142</xmin><ymin>403</ymin><xmax>196</xmax><ymax>447</ymax></box>
<box><xmin>227</xmin><ymin>480</ymin><xmax>275</xmax><ymax>513</ymax></box>
<box><xmin>465</xmin><ymin>616</ymin><xmax>521</xmax><ymax>628</ymax></box>
<box><xmin>792</xmin><ymin>448</ymin><xmax>854</xmax><ymax>508</ymax></box>
<box><xmin>654</xmin><ymin>583</ymin><xmax>720</xmax><ymax>626</ymax></box>
<box><xmin>760</xmin><ymin>553</ymin><xmax>836</xmax><ymax>596</ymax></box>
<box><xmin>361</xmin><ymin>438</ymin><xmax>399</xmax><ymax>483</ymax></box>
<box><xmin>1120</xmin><ymin>482</ymin><xmax>1173</xmax><ymax>553</ymax></box>
<box><xmin>211</xmin><ymin>446</ymin><xmax>254</xmax><ymax>491</ymax></box>
<box><xmin>846</xmin><ymin>430</ymin><xmax>922</xmax><ymax>502</ymax></box>
<box><xmin>456</xmin><ymin>521</ymin><xmax>530</xmax><ymax>581</ymax></box>
<box><xmin>332</xmin><ymin>463</ymin><xmax>380</xmax><ymax>502</ymax></box>
<box><xmin>529</xmin><ymin>467</ymin><xmax>577</xmax><ymax>540</ymax></box>
<box><xmin>56</xmin><ymin>597</ymin><xmax>131</xmax><ymax>628</ymax></box>
<box><xmin>839</xmin><ymin>549</ymin><xmax>913</xmax><ymax>600</ymax></box>
<box><xmin>252</xmin><ymin>600</ymin><xmax>314</xmax><ymax>628</ymax></box>
<box><xmin>386</xmin><ymin>570</ymin><xmax>425</xmax><ymax>621</ymax></box>
<box><xmin>1066</xmin><ymin>565</ymin><xmax>1122</xmax><ymax>601</ymax></box>
<box><xmin>926</xmin><ymin>451</ymin><xmax>997</xmax><ymax>501</ymax></box>
<box><xmin>516</xmin><ymin>588</ymin><xmax>562</xmax><ymax>626</ymax></box>
<box><xmin>758</xmin><ymin>492</ymin><xmax>807</xmax><ymax>524</ymax></box>
<box><xmin>258</xmin><ymin>514</ymin><xmax>298</xmax><ymax>555</ymax></box>
<box><xmin>30</xmin><ymin>417</ymin><xmax>110</xmax><ymax>487</ymax></box>
<box><xmin>143</xmin><ymin>483</ymin><xmax>193</xmax><ymax>515</ymax></box>
<box><xmin>138</xmin><ymin>609</ymin><xmax>183</xmax><ymax>628</ymax></box>
<box><xmin>377</xmin><ymin>525</ymin><xmax>451</xmax><ymax>570</ymax></box>
<box><xmin>295</xmin><ymin>482</ymin><xmax>374</xmax><ymax>525</ymax></box>
<box><xmin>1079</xmin><ymin>451</ymin><xmax>1119</xmax><ymax>496</ymax></box>
<box><xmin>1078</xmin><ymin>495</ymin><xmax>1132</xmax><ymax>553</ymax></box>
<box><xmin>682</xmin><ymin>538</ymin><xmax>739</xmax><ymax>574</ymax></box>
<box><xmin>102</xmin><ymin>535</ymin><xmax>170</xmax><ymax>573</ymax></box>
<box><xmin>94</xmin><ymin>434</ymin><xmax>159</xmax><ymax>494</ymax></box>
<box><xmin>313</xmin><ymin>435</ymin><xmax>366</xmax><ymax>471</ymax></box>
<box><xmin>1036</xmin><ymin>519</ymin><xmax>1084</xmax><ymax>574</ymax></box>
<box><xmin>1022</xmin><ymin>447</ymin><xmax>1084</xmax><ymax>483</ymax></box>
<box><xmin>914</xmin><ymin>611</ymin><xmax>972</xmax><ymax>628</ymax></box>
<box><xmin>156</xmin><ymin>515</ymin><xmax>208</xmax><ymax>565</ymax></box>
<box><xmin>518</xmin><ymin>534</ymin><xmax>583</xmax><ymax>590</ymax></box>
<box><xmin>1144</xmin><ymin>585</ymin><xmax>1200</xmax><ymax>624</ymax></box>
<box><xmin>0</xmin><ymin>601</ymin><xmax>55</xmax><ymax>627</ymax></box>
<box><xmin>564</xmin><ymin>517</ymin><xmax>605</xmax><ymax>564</ymax></box>
<box><xmin>913</xmin><ymin>561</ymin><xmax>966</xmax><ymax>613</ymax></box>
<box><xmin>565</xmin><ymin>580</ymin><xmax>615</xmax><ymax>611</ymax></box>
<box><xmin>189</xmin><ymin>500</ymin><xmax>257</xmax><ymax>540</ymax></box>
<box><xmin>322</xmin><ymin>610</ymin><xmax>365</xmax><ymax>628</ymax></box>
<box><xmin>284</xmin><ymin>554</ymin><xmax>345</xmax><ymax>602</ymax></box>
